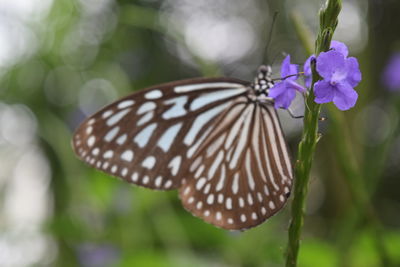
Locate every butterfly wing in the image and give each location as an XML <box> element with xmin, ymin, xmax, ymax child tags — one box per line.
<box><xmin>72</xmin><ymin>77</ymin><xmax>251</xmax><ymax>190</ymax></box>
<box><xmin>179</xmin><ymin>102</ymin><xmax>293</xmax><ymax>230</ymax></box>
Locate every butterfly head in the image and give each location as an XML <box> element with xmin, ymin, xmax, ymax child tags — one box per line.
<box><xmin>253</xmin><ymin>65</ymin><xmax>274</xmax><ymax>97</ymax></box>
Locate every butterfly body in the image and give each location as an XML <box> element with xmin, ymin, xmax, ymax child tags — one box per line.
<box><xmin>72</xmin><ymin>65</ymin><xmax>293</xmax><ymax>230</ymax></box>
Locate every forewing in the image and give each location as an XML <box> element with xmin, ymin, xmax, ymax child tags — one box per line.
<box><xmin>179</xmin><ymin>102</ymin><xmax>293</xmax><ymax>230</ymax></box>
<box><xmin>72</xmin><ymin>77</ymin><xmax>250</xmax><ymax>190</ymax></box>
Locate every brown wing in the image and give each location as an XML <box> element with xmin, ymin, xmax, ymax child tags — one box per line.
<box><xmin>179</xmin><ymin>101</ymin><xmax>293</xmax><ymax>230</ymax></box>
<box><xmin>72</xmin><ymin>77</ymin><xmax>250</xmax><ymax>190</ymax></box>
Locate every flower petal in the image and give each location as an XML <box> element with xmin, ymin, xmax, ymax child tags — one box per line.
<box><xmin>268</xmin><ymin>81</ymin><xmax>286</xmax><ymax>98</ymax></box>
<box><xmin>286</xmin><ymin>79</ymin><xmax>306</xmax><ymax>93</ymax></box>
<box><xmin>281</xmin><ymin>55</ymin><xmax>299</xmax><ymax>80</ymax></box>
<box><xmin>269</xmin><ymin>82</ymin><xmax>296</xmax><ymax>109</ymax></box>
<box><xmin>314</xmin><ymin>80</ymin><xmax>335</xmax><ymax>103</ymax></box>
<box><xmin>316</xmin><ymin>51</ymin><xmax>346</xmax><ymax>80</ymax></box>
<box><xmin>330</xmin><ymin>41</ymin><xmax>349</xmax><ymax>57</ymax></box>
<box><xmin>277</xmin><ymin>89</ymin><xmax>296</xmax><ymax>109</ymax></box>
<box><xmin>333</xmin><ymin>82</ymin><xmax>358</xmax><ymax>110</ymax></box>
<box><xmin>303</xmin><ymin>55</ymin><xmax>315</xmax><ymax>88</ymax></box>
<box><xmin>345</xmin><ymin>57</ymin><xmax>362</xmax><ymax>87</ymax></box>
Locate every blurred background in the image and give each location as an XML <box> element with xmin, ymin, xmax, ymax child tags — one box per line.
<box><xmin>0</xmin><ymin>0</ymin><xmax>399</xmax><ymax>266</ymax></box>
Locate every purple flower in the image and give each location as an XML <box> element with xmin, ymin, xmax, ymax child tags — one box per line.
<box><xmin>314</xmin><ymin>50</ymin><xmax>361</xmax><ymax>110</ymax></box>
<box><xmin>382</xmin><ymin>53</ymin><xmax>400</xmax><ymax>91</ymax></box>
<box><xmin>303</xmin><ymin>41</ymin><xmax>348</xmax><ymax>87</ymax></box>
<box><xmin>269</xmin><ymin>55</ymin><xmax>305</xmax><ymax>109</ymax></box>
<box><xmin>303</xmin><ymin>55</ymin><xmax>315</xmax><ymax>88</ymax></box>
<box><xmin>330</xmin><ymin>40</ymin><xmax>349</xmax><ymax>57</ymax></box>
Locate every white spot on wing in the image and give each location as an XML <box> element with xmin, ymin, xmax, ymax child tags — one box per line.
<box><xmin>121</xmin><ymin>150</ymin><xmax>134</xmax><ymax>162</ymax></box>
<box><xmin>183</xmin><ymin>186</ymin><xmax>190</xmax><ymax>195</ymax></box>
<box><xmin>247</xmin><ymin>193</ymin><xmax>254</xmax><ymax>205</ymax></box>
<box><xmin>245</xmin><ymin>150</ymin><xmax>256</xmax><ymax>190</ymax></box>
<box><xmin>102</xmin><ymin>110</ymin><xmax>113</xmax><ymax>118</ymax></box>
<box><xmin>137</xmin><ymin>102</ymin><xmax>156</xmax><ymax>115</ymax></box>
<box><xmin>269</xmin><ymin>201</ymin><xmax>276</xmax><ymax>210</ymax></box>
<box><xmin>92</xmin><ymin>148</ymin><xmax>99</xmax><ymax>156</ymax></box>
<box><xmin>206</xmin><ymin>194</ymin><xmax>214</xmax><ymax>205</ymax></box>
<box><xmin>143</xmin><ymin>175</ymin><xmax>150</xmax><ymax>184</ymax></box>
<box><xmin>145</xmin><ymin>89</ymin><xmax>163</xmax><ymax>99</ymax></box>
<box><xmin>142</xmin><ymin>156</ymin><xmax>156</xmax><ymax>169</ymax></box>
<box><xmin>232</xmin><ymin>172</ymin><xmax>239</xmax><ymax>194</ymax></box>
<box><xmin>225</xmin><ymin>197</ymin><xmax>232</xmax><ymax>210</ymax></box>
<box><xmin>134</xmin><ymin>123</ymin><xmax>157</xmax><ymax>148</ymax></box>
<box><xmin>162</xmin><ymin>96</ymin><xmax>188</xmax><ymax>119</ymax></box>
<box><xmin>215</xmin><ymin>164</ymin><xmax>226</xmax><ymax>191</ymax></box>
<box><xmin>155</xmin><ymin>176</ymin><xmax>163</xmax><ymax>187</ymax></box>
<box><xmin>86</xmin><ymin>126</ymin><xmax>93</xmax><ymax>134</ymax></box>
<box><xmin>157</xmin><ymin>122</ymin><xmax>183</xmax><ymax>152</ymax></box>
<box><xmin>164</xmin><ymin>180</ymin><xmax>172</xmax><ymax>188</ymax></box>
<box><xmin>203</xmin><ymin>184</ymin><xmax>211</xmax><ymax>194</ymax></box>
<box><xmin>194</xmin><ymin>165</ymin><xmax>205</xmax><ymax>179</ymax></box>
<box><xmin>208</xmin><ymin>150</ymin><xmax>224</xmax><ymax>180</ymax></box>
<box><xmin>190</xmin><ymin>156</ymin><xmax>202</xmax><ymax>172</ymax></box>
<box><xmin>168</xmin><ymin>156</ymin><xmax>181</xmax><ymax>176</ymax></box>
<box><xmin>131</xmin><ymin>172</ymin><xmax>139</xmax><ymax>182</ymax></box>
<box><xmin>137</xmin><ymin>111</ymin><xmax>154</xmax><ymax>126</ymax></box>
<box><xmin>116</xmin><ymin>134</ymin><xmax>127</xmax><ymax>145</ymax></box>
<box><xmin>87</xmin><ymin>136</ymin><xmax>95</xmax><ymax>147</ymax></box>
<box><xmin>117</xmin><ymin>100</ymin><xmax>134</xmax><ymax>109</ymax></box>
<box><xmin>217</xmin><ymin>193</ymin><xmax>224</xmax><ymax>203</ymax></box>
<box><xmin>196</xmin><ymin>177</ymin><xmax>207</xmax><ymax>190</ymax></box>
<box><xmin>261</xmin><ymin>207</ymin><xmax>267</xmax><ymax>215</ymax></box>
<box><xmin>111</xmin><ymin>165</ymin><xmax>117</xmax><ymax>173</ymax></box>
<box><xmin>174</xmin><ymin>82</ymin><xmax>245</xmax><ymax>93</ymax></box>
<box><xmin>104</xmin><ymin>126</ymin><xmax>120</xmax><ymax>142</ymax></box>
<box><xmin>239</xmin><ymin>197</ymin><xmax>245</xmax><ymax>207</ymax></box>
<box><xmin>103</xmin><ymin>150</ymin><xmax>114</xmax><ymax>159</ymax></box>
<box><xmin>107</xmin><ymin>108</ymin><xmax>131</xmax><ymax>126</ymax></box>
<box><xmin>190</xmin><ymin>88</ymin><xmax>247</xmax><ymax>110</ymax></box>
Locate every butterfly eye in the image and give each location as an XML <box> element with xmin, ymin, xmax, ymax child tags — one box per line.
<box><xmin>72</xmin><ymin>72</ymin><xmax>293</xmax><ymax>230</ymax></box>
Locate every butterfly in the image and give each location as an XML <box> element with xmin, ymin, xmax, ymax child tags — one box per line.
<box><xmin>72</xmin><ymin>65</ymin><xmax>293</xmax><ymax>230</ymax></box>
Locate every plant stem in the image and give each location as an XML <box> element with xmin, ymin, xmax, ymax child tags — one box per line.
<box><xmin>285</xmin><ymin>1</ymin><xmax>341</xmax><ymax>266</ymax></box>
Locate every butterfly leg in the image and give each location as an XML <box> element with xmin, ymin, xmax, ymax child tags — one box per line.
<box><xmin>285</xmin><ymin>107</ymin><xmax>304</xmax><ymax>119</ymax></box>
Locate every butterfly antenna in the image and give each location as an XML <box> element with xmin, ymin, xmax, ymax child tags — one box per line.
<box><xmin>263</xmin><ymin>11</ymin><xmax>279</xmax><ymax>64</ymax></box>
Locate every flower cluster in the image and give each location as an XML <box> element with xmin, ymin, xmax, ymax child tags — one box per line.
<box><xmin>269</xmin><ymin>41</ymin><xmax>362</xmax><ymax>111</ymax></box>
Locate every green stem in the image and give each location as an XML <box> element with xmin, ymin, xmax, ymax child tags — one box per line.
<box><xmin>285</xmin><ymin>1</ymin><xmax>341</xmax><ymax>266</ymax></box>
